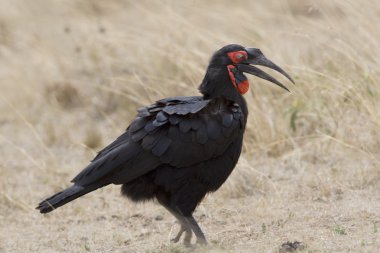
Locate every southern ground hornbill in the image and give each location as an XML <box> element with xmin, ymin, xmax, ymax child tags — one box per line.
<box><xmin>37</xmin><ymin>44</ymin><xmax>294</xmax><ymax>245</ymax></box>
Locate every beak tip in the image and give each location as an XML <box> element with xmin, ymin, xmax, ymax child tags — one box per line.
<box><xmin>281</xmin><ymin>85</ymin><xmax>290</xmax><ymax>92</ymax></box>
<box><xmin>281</xmin><ymin>73</ymin><xmax>295</xmax><ymax>86</ymax></box>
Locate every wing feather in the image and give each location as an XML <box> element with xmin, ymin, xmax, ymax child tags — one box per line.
<box><xmin>71</xmin><ymin>96</ymin><xmax>244</xmax><ymax>188</ymax></box>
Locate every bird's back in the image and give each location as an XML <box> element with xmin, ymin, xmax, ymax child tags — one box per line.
<box><xmin>71</xmin><ymin>95</ymin><xmax>246</xmax><ymax>186</ymax></box>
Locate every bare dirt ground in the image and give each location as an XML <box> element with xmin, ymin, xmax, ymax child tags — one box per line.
<box><xmin>1</xmin><ymin>1</ymin><xmax>379</xmax><ymax>252</ymax></box>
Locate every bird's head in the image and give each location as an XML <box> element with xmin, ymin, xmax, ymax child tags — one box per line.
<box><xmin>200</xmin><ymin>44</ymin><xmax>294</xmax><ymax>99</ymax></box>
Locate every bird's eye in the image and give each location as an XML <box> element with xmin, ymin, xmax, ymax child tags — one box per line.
<box><xmin>227</xmin><ymin>51</ymin><xmax>247</xmax><ymax>63</ymax></box>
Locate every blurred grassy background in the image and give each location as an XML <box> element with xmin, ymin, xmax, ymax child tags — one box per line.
<box><xmin>1</xmin><ymin>0</ymin><xmax>379</xmax><ymax>252</ymax></box>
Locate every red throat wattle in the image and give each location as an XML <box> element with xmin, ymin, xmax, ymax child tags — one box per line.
<box><xmin>227</xmin><ymin>65</ymin><xmax>250</xmax><ymax>95</ymax></box>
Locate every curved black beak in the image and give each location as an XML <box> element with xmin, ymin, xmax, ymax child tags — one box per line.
<box><xmin>236</xmin><ymin>48</ymin><xmax>294</xmax><ymax>92</ymax></box>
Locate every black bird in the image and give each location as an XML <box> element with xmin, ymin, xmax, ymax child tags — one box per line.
<box><xmin>37</xmin><ymin>44</ymin><xmax>294</xmax><ymax>245</ymax></box>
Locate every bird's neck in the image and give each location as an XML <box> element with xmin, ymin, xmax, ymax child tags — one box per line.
<box><xmin>199</xmin><ymin>67</ymin><xmax>249</xmax><ymax>118</ymax></box>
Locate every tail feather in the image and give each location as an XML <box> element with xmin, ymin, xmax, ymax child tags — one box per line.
<box><xmin>36</xmin><ymin>185</ymin><xmax>97</xmax><ymax>213</ymax></box>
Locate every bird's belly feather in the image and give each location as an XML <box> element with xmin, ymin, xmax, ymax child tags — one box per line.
<box><xmin>121</xmin><ymin>138</ymin><xmax>243</xmax><ymax>203</ymax></box>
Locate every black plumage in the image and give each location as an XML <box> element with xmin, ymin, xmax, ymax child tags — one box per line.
<box><xmin>37</xmin><ymin>44</ymin><xmax>293</xmax><ymax>246</ymax></box>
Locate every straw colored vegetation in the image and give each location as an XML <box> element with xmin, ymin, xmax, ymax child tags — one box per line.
<box><xmin>1</xmin><ymin>0</ymin><xmax>379</xmax><ymax>252</ymax></box>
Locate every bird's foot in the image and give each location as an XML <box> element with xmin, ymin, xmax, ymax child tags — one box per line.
<box><xmin>171</xmin><ymin>232</ymin><xmax>207</xmax><ymax>247</ymax></box>
<box><xmin>170</xmin><ymin>231</ymin><xmax>183</xmax><ymax>243</ymax></box>
<box><xmin>171</xmin><ymin>225</ymin><xmax>193</xmax><ymax>246</ymax></box>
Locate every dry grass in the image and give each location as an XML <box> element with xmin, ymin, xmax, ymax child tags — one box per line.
<box><xmin>1</xmin><ymin>0</ymin><xmax>379</xmax><ymax>252</ymax></box>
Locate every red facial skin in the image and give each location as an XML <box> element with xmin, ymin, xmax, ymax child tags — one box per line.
<box><xmin>227</xmin><ymin>51</ymin><xmax>247</xmax><ymax>64</ymax></box>
<box><xmin>227</xmin><ymin>51</ymin><xmax>249</xmax><ymax>94</ymax></box>
<box><xmin>227</xmin><ymin>65</ymin><xmax>250</xmax><ymax>95</ymax></box>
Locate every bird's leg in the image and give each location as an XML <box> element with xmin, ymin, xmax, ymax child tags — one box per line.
<box><xmin>161</xmin><ymin>205</ymin><xmax>192</xmax><ymax>244</ymax></box>
<box><xmin>184</xmin><ymin>215</ymin><xmax>207</xmax><ymax>245</ymax></box>
<box><xmin>171</xmin><ymin>225</ymin><xmax>185</xmax><ymax>242</ymax></box>
<box><xmin>170</xmin><ymin>206</ymin><xmax>207</xmax><ymax>245</ymax></box>
<box><xmin>171</xmin><ymin>214</ymin><xmax>206</xmax><ymax>246</ymax></box>
<box><xmin>157</xmin><ymin>195</ymin><xmax>205</xmax><ymax>245</ymax></box>
<box><xmin>183</xmin><ymin>226</ymin><xmax>193</xmax><ymax>246</ymax></box>
<box><xmin>172</xmin><ymin>223</ymin><xmax>192</xmax><ymax>246</ymax></box>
